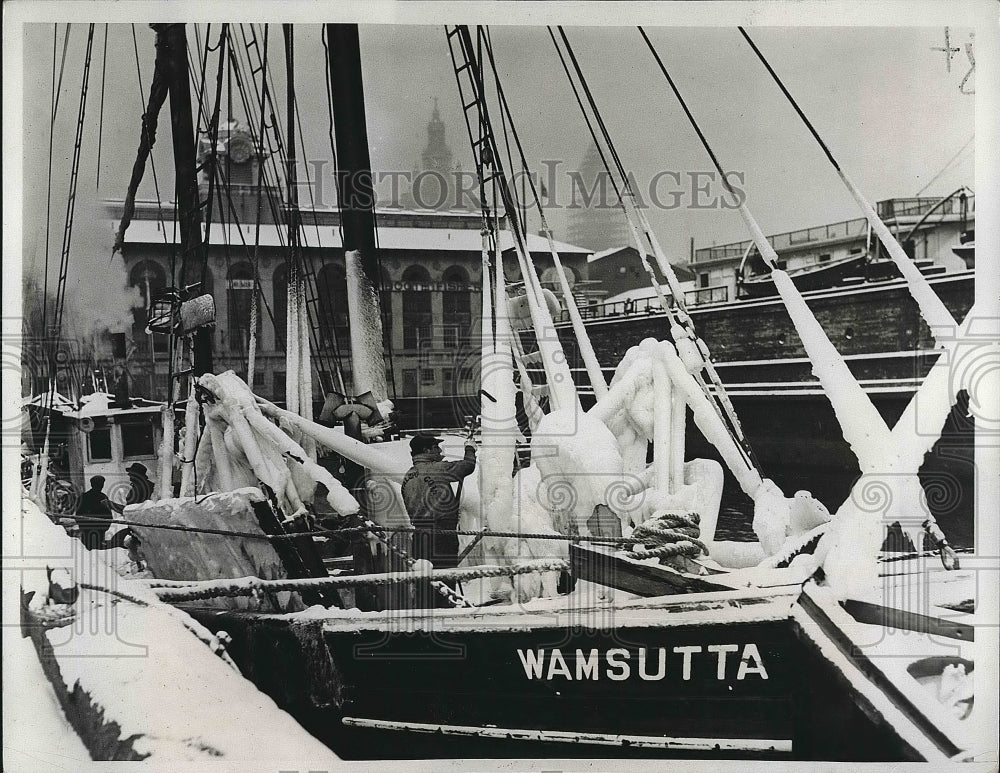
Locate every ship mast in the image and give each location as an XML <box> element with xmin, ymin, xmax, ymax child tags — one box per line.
<box><xmin>325</xmin><ymin>24</ymin><xmax>388</xmax><ymax>410</ymax></box>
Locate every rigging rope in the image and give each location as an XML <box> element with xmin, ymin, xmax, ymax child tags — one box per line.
<box><xmin>247</xmin><ymin>24</ymin><xmax>267</xmax><ymax>387</ymax></box>
<box><xmin>95</xmin><ymin>24</ymin><xmax>108</xmax><ymax>190</ymax></box>
<box><xmin>734</xmin><ymin>26</ymin><xmax>955</xmax><ymax>333</ymax></box>
<box><xmin>481</xmin><ymin>29</ymin><xmax>609</xmax><ymax>399</ymax></box>
<box><xmin>150</xmin><ymin>559</ymin><xmax>570</xmax><ymax>603</ymax></box>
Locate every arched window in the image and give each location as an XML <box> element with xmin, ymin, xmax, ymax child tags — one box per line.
<box><xmin>227</xmin><ymin>262</ymin><xmax>260</xmax><ymax>353</ymax></box>
<box><xmin>401</xmin><ymin>265</ymin><xmax>432</xmax><ymax>350</ymax></box>
<box><xmin>442</xmin><ymin>265</ymin><xmax>472</xmax><ymax>347</ymax></box>
<box><xmin>317</xmin><ymin>263</ymin><xmax>350</xmax><ymax>355</ymax></box>
<box><xmin>273</xmin><ymin>263</ymin><xmax>287</xmax><ymax>349</ymax></box>
<box><xmin>129</xmin><ymin>260</ymin><xmax>167</xmax><ymax>353</ymax></box>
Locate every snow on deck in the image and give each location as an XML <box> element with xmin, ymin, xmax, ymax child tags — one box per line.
<box><xmin>12</xmin><ymin>497</ymin><xmax>339</xmax><ymax>763</ymax></box>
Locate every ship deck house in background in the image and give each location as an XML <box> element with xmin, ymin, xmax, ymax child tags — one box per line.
<box><xmin>688</xmin><ymin>195</ymin><xmax>974</xmax><ymax>304</ymax></box>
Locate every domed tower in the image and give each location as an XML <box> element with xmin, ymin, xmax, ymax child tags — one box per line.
<box><xmin>567</xmin><ymin>140</ymin><xmax>629</xmax><ymax>251</ymax></box>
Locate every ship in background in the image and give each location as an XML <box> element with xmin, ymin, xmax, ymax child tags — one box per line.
<box><xmin>560</xmin><ymin>190</ymin><xmax>976</xmax><ymax>543</ymax></box>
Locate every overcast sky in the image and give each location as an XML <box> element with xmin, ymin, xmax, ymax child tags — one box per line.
<box><xmin>21</xmin><ymin>22</ymin><xmax>975</xmax><ymax>283</ymax></box>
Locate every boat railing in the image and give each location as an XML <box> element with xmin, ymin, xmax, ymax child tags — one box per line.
<box><xmin>878</xmin><ymin>195</ymin><xmax>975</xmax><ymax>220</ymax></box>
<box><xmin>694</xmin><ymin>217</ymin><xmax>870</xmax><ymax>264</ymax></box>
<box><xmin>557</xmin><ymin>283</ymin><xmax>731</xmax><ymax>323</ymax></box>
<box><xmin>684</xmin><ymin>285</ymin><xmax>730</xmax><ymax>306</ymax></box>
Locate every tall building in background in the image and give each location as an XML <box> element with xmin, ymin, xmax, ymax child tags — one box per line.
<box><xmin>567</xmin><ymin>140</ymin><xmax>629</xmax><ymax>251</ymax></box>
<box><xmin>402</xmin><ymin>100</ymin><xmax>471</xmax><ymax>212</ymax></box>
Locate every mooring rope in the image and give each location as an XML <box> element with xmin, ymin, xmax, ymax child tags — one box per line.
<box><xmin>149</xmin><ymin>559</ymin><xmax>570</xmax><ymax>603</ymax></box>
<box><xmin>627</xmin><ymin>512</ymin><xmax>706</xmax><ymax>560</ymax></box>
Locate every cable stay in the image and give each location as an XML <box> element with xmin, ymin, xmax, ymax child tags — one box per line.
<box><xmin>737</xmin><ymin>26</ymin><xmax>957</xmax><ymax>336</ymax></box>
<box><xmin>446</xmin><ymin>24</ymin><xmax>580</xmax><ymax>416</ymax></box>
<box><xmin>238</xmin><ymin>23</ymin><xmax>344</xmax><ymax>399</ymax></box>
<box><xmin>479</xmin><ymin>30</ymin><xmax>609</xmax><ymax>401</ymax></box>
<box><xmin>556</xmin><ymin>27</ymin><xmax>759</xmax><ymax>474</ymax></box>
<box><xmin>638</xmin><ymin>26</ymin><xmax>902</xmax><ymax>488</ymax></box>
<box><xmin>32</xmin><ymin>25</ymin><xmax>96</xmax><ymax>505</ymax></box>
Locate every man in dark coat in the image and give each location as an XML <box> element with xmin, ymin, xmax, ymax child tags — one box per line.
<box><xmin>125</xmin><ymin>462</ymin><xmax>155</xmax><ymax>505</ymax></box>
<box><xmin>75</xmin><ymin>475</ymin><xmax>115</xmax><ymax>550</ymax></box>
<box><xmin>401</xmin><ymin>433</ymin><xmax>476</xmax><ymax>607</ymax></box>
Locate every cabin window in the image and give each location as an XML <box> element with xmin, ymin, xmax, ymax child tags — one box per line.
<box><xmin>775</xmin><ymin>260</ymin><xmax>787</xmax><ymax>270</ymax></box>
<box><xmin>819</xmin><ymin>253</ymin><xmax>831</xmax><ymax>263</ymax></box>
<box><xmin>121</xmin><ymin>422</ymin><xmax>155</xmax><ymax>459</ymax></box>
<box><xmin>850</xmin><ymin>247</ymin><xmax>863</xmax><ymax>255</ymax></box>
<box><xmin>88</xmin><ymin>427</ymin><xmax>113</xmax><ymax>462</ymax></box>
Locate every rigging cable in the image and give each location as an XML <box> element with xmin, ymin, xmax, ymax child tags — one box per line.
<box><xmin>560</xmin><ymin>26</ymin><xmax>759</xmax><ymax>471</ymax></box>
<box><xmin>42</xmin><ymin>24</ymin><xmax>73</xmax><ymax>344</ymax></box>
<box><xmin>248</xmin><ymin>24</ymin><xmax>268</xmax><ymax>387</ymax></box>
<box><xmin>546</xmin><ymin>27</ymin><xmax>672</xmax><ymax>315</ymax></box>
<box><xmin>480</xmin><ymin>28</ymin><xmax>609</xmax><ymax>398</ymax></box>
<box><xmin>734</xmin><ymin>25</ymin><xmax>956</xmax><ymax>332</ymax></box>
<box><xmin>290</xmin><ymin>28</ymin><xmax>347</xmax><ymax>397</ymax></box>
<box><xmin>915</xmin><ymin>134</ymin><xmax>974</xmax><ymax>197</ymax></box>
<box><xmin>95</xmin><ymin>24</ymin><xmax>108</xmax><ymax>190</ymax></box>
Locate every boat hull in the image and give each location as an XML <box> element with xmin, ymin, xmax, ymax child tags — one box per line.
<box><xmin>186</xmin><ymin>584</ymin><xmax>962</xmax><ymax>761</ymax></box>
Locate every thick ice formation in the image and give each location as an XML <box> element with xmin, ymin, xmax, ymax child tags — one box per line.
<box><xmin>194</xmin><ymin>371</ymin><xmax>360</xmax><ymax>519</ymax></box>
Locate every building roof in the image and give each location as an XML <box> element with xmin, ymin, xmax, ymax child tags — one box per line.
<box><xmin>588</xmin><ymin>244</ymin><xmax>695</xmax><ymax>281</ymax></box>
<box><xmin>111</xmin><ymin>219</ymin><xmax>590</xmax><ymax>257</ymax></box>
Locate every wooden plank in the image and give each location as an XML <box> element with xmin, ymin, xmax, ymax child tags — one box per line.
<box><xmin>570</xmin><ymin>542</ymin><xmax>736</xmax><ymax>597</ymax></box>
<box><xmin>842</xmin><ymin>598</ymin><xmax>974</xmax><ymax>642</ymax></box>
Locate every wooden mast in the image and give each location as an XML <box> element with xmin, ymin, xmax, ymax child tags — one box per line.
<box><xmin>325</xmin><ymin>24</ymin><xmax>388</xmax><ymax>409</ymax></box>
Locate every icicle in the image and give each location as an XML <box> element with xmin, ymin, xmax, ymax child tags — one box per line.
<box><xmin>345</xmin><ymin>249</ymin><xmax>389</xmax><ymax>405</ymax></box>
<box><xmin>29</xmin><ymin>424</ymin><xmax>51</xmax><ymax>506</ymax></box>
<box><xmin>295</xmin><ymin>279</ymin><xmax>316</xmax><ymax>461</ymax></box>
<box><xmin>178</xmin><ymin>388</ymin><xmax>201</xmax><ymax>497</ymax></box>
<box><xmin>192</xmin><ymin>413</ymin><xmax>215</xmax><ymax>494</ymax></box>
<box><xmin>479</xmin><ymin>234</ymin><xmax>519</xmax><ymax>542</ymax></box>
<box><xmin>656</xmin><ymin>340</ymin><xmax>763</xmax><ymax>497</ymax></box>
<box><xmin>651</xmin><ymin>353</ymin><xmax>673</xmax><ymax>492</ymax></box>
<box><xmin>157</xmin><ymin>404</ymin><xmax>175</xmax><ymax>500</ymax></box>
<box><xmin>669</xmin><ymin>388</ymin><xmax>686</xmax><ymax>494</ymax></box>
<box><xmin>541</xmin><ymin>227</ymin><xmax>608</xmax><ymax>399</ymax></box>
<box><xmin>255</xmin><ymin>396</ymin><xmax>408</xmax><ymax>477</ymax></box>
<box><xmin>285</xmin><ymin>263</ymin><xmax>300</xmax><ymax>415</ymax></box>
<box><xmin>247</xmin><ymin>288</ymin><xmax>258</xmax><ymax>388</ymax></box>
<box><xmin>506</xmin><ymin>224</ymin><xmax>580</xmax><ymax>414</ymax></box>
<box><xmin>205</xmin><ymin>416</ymin><xmax>235</xmax><ymax>491</ymax></box>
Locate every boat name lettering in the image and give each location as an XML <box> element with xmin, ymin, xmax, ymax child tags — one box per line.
<box><xmin>515</xmin><ymin>644</ymin><xmax>768</xmax><ymax>682</ymax></box>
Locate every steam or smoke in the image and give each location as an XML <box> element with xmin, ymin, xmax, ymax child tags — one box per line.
<box><xmin>55</xmin><ymin>200</ymin><xmax>144</xmax><ymax>356</ymax></box>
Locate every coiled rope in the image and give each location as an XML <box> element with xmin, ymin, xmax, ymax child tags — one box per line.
<box><xmin>628</xmin><ymin>512</ymin><xmax>706</xmax><ymax>561</ymax></box>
